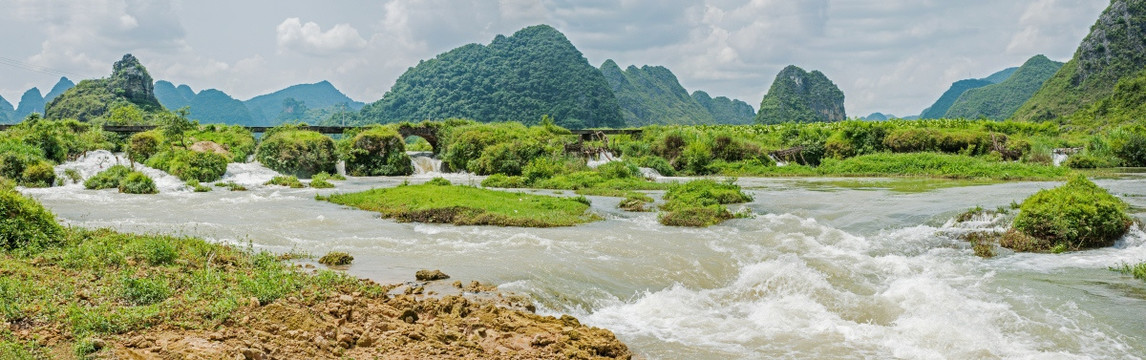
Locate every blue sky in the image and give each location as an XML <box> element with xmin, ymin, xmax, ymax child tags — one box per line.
<box><xmin>0</xmin><ymin>0</ymin><xmax>1109</xmax><ymax>117</ymax></box>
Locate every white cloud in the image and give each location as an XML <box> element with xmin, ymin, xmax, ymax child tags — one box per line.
<box><xmin>276</xmin><ymin>18</ymin><xmax>368</xmax><ymax>56</ymax></box>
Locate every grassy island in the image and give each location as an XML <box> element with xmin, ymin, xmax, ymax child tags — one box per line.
<box><xmin>0</xmin><ymin>187</ymin><xmax>630</xmax><ymax>359</ymax></box>
<box><xmin>321</xmin><ymin>179</ymin><xmax>599</xmax><ymax>227</ymax></box>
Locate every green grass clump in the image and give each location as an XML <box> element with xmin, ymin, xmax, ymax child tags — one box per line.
<box><xmin>117</xmin><ymin>172</ymin><xmax>158</xmax><ymax>194</ymax></box>
<box><xmin>119</xmin><ymin>275</ymin><xmax>171</xmax><ymax>306</ymax></box>
<box><xmin>63</xmin><ymin>168</ymin><xmax>82</xmax><ymax>184</ymax></box>
<box><xmin>145</xmin><ymin>149</ymin><xmax>229</xmax><ymax>183</ymax></box>
<box><xmin>322</xmin><ymin>183</ymin><xmax>599</xmax><ymax>227</ymax></box>
<box><xmin>215</xmin><ymin>181</ymin><xmax>247</xmax><ymax>191</ymax></box>
<box><xmin>618</xmin><ymin>192</ymin><xmax>654</xmax><ymax>212</ymax></box>
<box><xmin>255</xmin><ymin>126</ymin><xmax>337</xmax><ymax>178</ymax></box>
<box><xmin>1113</xmin><ymin>262</ymin><xmax>1146</xmax><ymax>282</ymax></box>
<box><xmin>659</xmin><ymin>179</ymin><xmax>753</xmax><ymax>227</ymax></box>
<box><xmin>426</xmin><ymin>177</ymin><xmax>452</xmax><ymax>186</ymax></box>
<box><xmin>186</xmin><ymin>179</ymin><xmax>211</xmax><ymax>192</ymax></box>
<box><xmin>340</xmin><ymin>126</ymin><xmax>413</xmax><ymax>176</ymax></box>
<box><xmin>84</xmin><ymin>165</ymin><xmax>132</xmax><ymax>190</ymax></box>
<box><xmin>0</xmin><ymin>187</ymin><xmax>64</xmax><ymax>252</ymax></box>
<box><xmin>309</xmin><ymin>178</ymin><xmax>334</xmax><ymax>189</ymax></box>
<box><xmin>318</xmin><ymin>251</ymin><xmax>354</xmax><ymax>266</ymax></box>
<box><xmin>308</xmin><ymin>172</ymin><xmax>341</xmax><ymax>189</ymax></box>
<box><xmin>1011</xmin><ymin>175</ymin><xmax>1133</xmax><ymax>251</ymax></box>
<box><xmin>265</xmin><ymin>175</ymin><xmax>305</xmax><ymax>188</ymax></box>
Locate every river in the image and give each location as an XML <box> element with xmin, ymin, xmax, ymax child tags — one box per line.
<box><xmin>20</xmin><ymin>150</ymin><xmax>1146</xmax><ymax>359</ymax></box>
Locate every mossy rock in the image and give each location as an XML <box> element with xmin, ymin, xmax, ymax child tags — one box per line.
<box><xmin>0</xmin><ymin>188</ymin><xmax>64</xmax><ymax>251</ymax></box>
<box><xmin>341</xmin><ymin>127</ymin><xmax>413</xmax><ymax>176</ymax></box>
<box><xmin>256</xmin><ymin>128</ymin><xmax>337</xmax><ymax>178</ymax></box>
<box><xmin>318</xmin><ymin>251</ymin><xmax>354</xmax><ymax>266</ymax></box>
<box><xmin>1012</xmin><ymin>175</ymin><xmax>1133</xmax><ymax>250</ymax></box>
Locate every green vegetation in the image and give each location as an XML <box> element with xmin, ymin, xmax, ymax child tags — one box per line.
<box><xmin>1014</xmin><ymin>0</ymin><xmax>1146</xmax><ymax>122</ymax></box>
<box><xmin>246</xmin><ymin>81</ymin><xmax>365</xmax><ymax>126</ymax></box>
<box><xmin>186</xmin><ymin>179</ymin><xmax>211</xmax><ymax>192</ymax></box>
<box><xmin>322</xmin><ymin>182</ymin><xmax>599</xmax><ymax>227</ymax></box>
<box><xmin>265</xmin><ymin>175</ymin><xmax>305</xmax><ymax>188</ymax></box>
<box><xmin>84</xmin><ymin>165</ymin><xmax>132</xmax><ymax>190</ymax></box>
<box><xmin>145</xmin><ymin>149</ymin><xmax>228</xmax><ymax>183</ymax></box>
<box><xmin>215</xmin><ymin>181</ymin><xmax>247</xmax><ymax>191</ymax></box>
<box><xmin>0</xmin><ymin>186</ymin><xmax>63</xmax><ymax>252</ymax></box>
<box><xmin>0</xmin><ymin>119</ymin><xmax>115</xmax><ymax>187</ymax></box>
<box><xmin>1011</xmin><ymin>175</ymin><xmax>1132</xmax><ymax>251</ymax></box>
<box><xmin>308</xmin><ymin>172</ymin><xmax>340</xmax><ymax>189</ymax></box>
<box><xmin>318</xmin><ymin>251</ymin><xmax>354</xmax><ymax>266</ymax></box>
<box><xmin>618</xmin><ymin>192</ymin><xmax>653</xmax><ymax>212</ymax></box>
<box><xmin>944</xmin><ymin>55</ymin><xmax>1063</xmax><ymax>120</ymax></box>
<box><xmin>255</xmin><ymin>125</ymin><xmax>337</xmax><ymax>178</ymax></box>
<box><xmin>44</xmin><ymin>54</ymin><xmax>164</xmax><ymax>122</ymax></box>
<box><xmin>357</xmin><ymin>25</ymin><xmax>623</xmax><ymax>129</ymax></box>
<box><xmin>659</xmin><ymin>179</ymin><xmax>753</xmax><ymax>227</ymax></box>
<box><xmin>186</xmin><ymin>124</ymin><xmax>256</xmax><ymax>162</ymax></box>
<box><xmin>1114</xmin><ymin>262</ymin><xmax>1146</xmax><ymax>282</ymax></box>
<box><xmin>117</xmin><ymin>172</ymin><xmax>157</xmax><ymax>194</ymax></box>
<box><xmin>340</xmin><ymin>125</ymin><xmax>413</xmax><ymax>176</ymax></box>
<box><xmin>755</xmin><ymin>65</ymin><xmax>845</xmax><ymax>124</ymax></box>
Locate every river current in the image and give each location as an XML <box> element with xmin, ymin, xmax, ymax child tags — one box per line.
<box><xmin>20</xmin><ymin>150</ymin><xmax>1146</xmax><ymax>359</ymax></box>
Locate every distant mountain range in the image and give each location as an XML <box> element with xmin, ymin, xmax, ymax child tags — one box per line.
<box><xmin>920</xmin><ymin>67</ymin><xmax>1016</xmax><ymax>119</ymax></box>
<box><xmin>601</xmin><ymin>60</ymin><xmax>755</xmax><ymax>126</ymax></box>
<box><xmin>154</xmin><ymin>80</ymin><xmax>364</xmax><ymax>126</ymax></box>
<box><xmin>944</xmin><ymin>55</ymin><xmax>1062</xmax><ymax>119</ymax></box>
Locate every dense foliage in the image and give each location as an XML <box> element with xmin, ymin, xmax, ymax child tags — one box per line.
<box><xmin>118</xmin><ymin>171</ymin><xmax>159</xmax><ymax>194</ymax></box>
<box><xmin>145</xmin><ymin>149</ymin><xmax>229</xmax><ymax>183</ymax></box>
<box><xmin>339</xmin><ymin>126</ymin><xmax>413</xmax><ymax>176</ymax></box>
<box><xmin>1014</xmin><ymin>0</ymin><xmax>1146</xmax><ymax>122</ymax></box>
<box><xmin>0</xmin><ymin>185</ymin><xmax>64</xmax><ymax>252</ymax></box>
<box><xmin>0</xmin><ymin>119</ymin><xmax>115</xmax><ymax>187</ymax></box>
<box><xmin>944</xmin><ymin>55</ymin><xmax>1063</xmax><ymax>120</ymax></box>
<box><xmin>1012</xmin><ymin>175</ymin><xmax>1133</xmax><ymax>250</ymax></box>
<box><xmin>357</xmin><ymin>25</ymin><xmax>623</xmax><ymax>129</ymax></box>
<box><xmin>255</xmin><ymin>126</ymin><xmax>338</xmax><ymax>178</ymax></box>
<box><xmin>84</xmin><ymin>165</ymin><xmax>132</xmax><ymax>190</ymax></box>
<box><xmin>755</xmin><ymin>65</ymin><xmax>846</xmax><ymax>124</ymax></box>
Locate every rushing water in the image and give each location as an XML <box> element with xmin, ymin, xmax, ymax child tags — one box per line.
<box><xmin>21</xmin><ymin>157</ymin><xmax>1146</xmax><ymax>359</ymax></box>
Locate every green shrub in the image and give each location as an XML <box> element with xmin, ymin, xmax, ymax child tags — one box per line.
<box><xmin>19</xmin><ymin>161</ymin><xmax>55</xmax><ymax>188</ymax></box>
<box><xmin>1012</xmin><ymin>175</ymin><xmax>1133</xmax><ymax>251</ymax></box>
<box><xmin>481</xmin><ymin>174</ymin><xmax>526</xmax><ymax>188</ymax></box>
<box><xmin>84</xmin><ymin>165</ymin><xmax>132</xmax><ymax>190</ymax></box>
<box><xmin>187</xmin><ymin>125</ymin><xmax>256</xmax><ymax>162</ymax></box>
<box><xmin>427</xmin><ymin>177</ymin><xmax>452</xmax><ymax>186</ymax></box>
<box><xmin>118</xmin><ymin>172</ymin><xmax>158</xmax><ymax>194</ymax></box>
<box><xmin>146</xmin><ymin>149</ymin><xmax>228</xmax><ymax>182</ymax></box>
<box><xmin>0</xmin><ymin>188</ymin><xmax>64</xmax><ymax>251</ymax></box>
<box><xmin>309</xmin><ymin>178</ymin><xmax>334</xmax><ymax>189</ymax></box>
<box><xmin>265</xmin><ymin>175</ymin><xmax>305</xmax><ymax>188</ymax></box>
<box><xmin>318</xmin><ymin>251</ymin><xmax>354</xmax><ymax>266</ymax></box>
<box><xmin>340</xmin><ymin>126</ymin><xmax>413</xmax><ymax>176</ymax></box>
<box><xmin>64</xmin><ymin>168</ymin><xmax>83</xmax><ymax>184</ymax></box>
<box><xmin>523</xmin><ymin>157</ymin><xmax>565</xmax><ymax>184</ymax></box>
<box><xmin>311</xmin><ymin>172</ymin><xmax>342</xmax><ymax>182</ymax></box>
<box><xmin>128</xmin><ymin>131</ymin><xmax>163</xmax><ymax>163</ymax></box>
<box><xmin>673</xmin><ymin>142</ymin><xmax>714</xmax><ymax>175</ymax></box>
<box><xmin>596</xmin><ymin>161</ymin><xmax>640</xmax><ymax>180</ymax></box>
<box><xmin>659</xmin><ymin>179</ymin><xmax>752</xmax><ymax>227</ymax></box>
<box><xmin>255</xmin><ymin>127</ymin><xmax>338</xmax><ymax>178</ymax></box>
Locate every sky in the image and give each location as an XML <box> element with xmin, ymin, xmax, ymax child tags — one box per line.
<box><xmin>0</xmin><ymin>0</ymin><xmax>1110</xmax><ymax>118</ymax></box>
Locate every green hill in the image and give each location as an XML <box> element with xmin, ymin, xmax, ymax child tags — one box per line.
<box><xmin>600</xmin><ymin>60</ymin><xmax>714</xmax><ymax>126</ymax></box>
<box><xmin>692</xmin><ymin>91</ymin><xmax>755</xmax><ymax>125</ymax></box>
<box><xmin>1014</xmin><ymin>0</ymin><xmax>1146</xmax><ymax>122</ymax></box>
<box><xmin>920</xmin><ymin>79</ymin><xmax>993</xmax><ymax>119</ymax></box>
<box><xmin>944</xmin><ymin>55</ymin><xmax>1063</xmax><ymax>119</ymax></box>
<box><xmin>358</xmin><ymin>25</ymin><xmax>623</xmax><ymax>129</ymax></box>
<box><xmin>44</xmin><ymin>54</ymin><xmax>165</xmax><ymax>121</ymax></box>
<box><xmin>244</xmin><ymin>81</ymin><xmax>364</xmax><ymax>126</ymax></box>
<box><xmin>43</xmin><ymin>77</ymin><xmax>75</xmax><ymax>103</ymax></box>
<box><xmin>15</xmin><ymin>88</ymin><xmax>45</xmax><ymax>118</ymax></box>
<box><xmin>154</xmin><ymin>80</ymin><xmax>195</xmax><ymax>110</ymax></box>
<box><xmin>982</xmin><ymin>67</ymin><xmax>1019</xmax><ymax>84</ymax></box>
<box><xmin>189</xmin><ymin>89</ymin><xmax>255</xmax><ymax>125</ymax></box>
<box><xmin>755</xmin><ymin>65</ymin><xmax>846</xmax><ymax>124</ymax></box>
<box><xmin>0</xmin><ymin>95</ymin><xmax>12</xmax><ymax>123</ymax></box>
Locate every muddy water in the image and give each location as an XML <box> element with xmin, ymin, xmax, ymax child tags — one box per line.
<box><xmin>21</xmin><ymin>155</ymin><xmax>1146</xmax><ymax>359</ymax></box>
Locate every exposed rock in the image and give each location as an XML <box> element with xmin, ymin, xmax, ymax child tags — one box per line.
<box><xmin>190</xmin><ymin>141</ymin><xmax>231</xmax><ymax>157</ymax></box>
<box><xmin>415</xmin><ymin>269</ymin><xmax>450</xmax><ymax>281</ymax></box>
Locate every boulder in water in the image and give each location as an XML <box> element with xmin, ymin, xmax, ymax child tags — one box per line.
<box><xmin>415</xmin><ymin>269</ymin><xmax>450</xmax><ymax>281</ymax></box>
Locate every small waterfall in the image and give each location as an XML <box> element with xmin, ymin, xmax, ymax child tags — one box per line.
<box><xmin>1052</xmin><ymin>148</ymin><xmax>1080</xmax><ymax>167</ymax></box>
<box><xmin>56</xmin><ymin>150</ymin><xmax>186</xmax><ymax>192</ymax></box>
<box><xmin>587</xmin><ymin>152</ymin><xmax>618</xmax><ymax>169</ymax></box>
<box><xmin>770</xmin><ymin>154</ymin><xmax>789</xmax><ymax>167</ymax></box>
<box><xmin>408</xmin><ymin>152</ymin><xmax>443</xmax><ymax>175</ymax></box>
<box><xmin>638</xmin><ymin>167</ymin><xmax>662</xmax><ymax>180</ymax></box>
<box><xmin>336</xmin><ymin>160</ymin><xmax>347</xmax><ymax>177</ymax></box>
